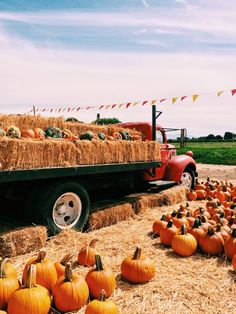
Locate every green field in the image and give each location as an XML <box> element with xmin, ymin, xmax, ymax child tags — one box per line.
<box><xmin>175</xmin><ymin>141</ymin><xmax>236</xmax><ymax>165</ymax></box>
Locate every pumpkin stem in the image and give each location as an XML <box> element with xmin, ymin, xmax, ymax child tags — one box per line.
<box><xmin>167</xmin><ymin>220</ymin><xmax>173</xmax><ymax>228</ymax></box>
<box><xmin>216</xmin><ymin>224</ymin><xmax>221</xmax><ymax>232</ymax></box>
<box><xmin>193</xmin><ymin>218</ymin><xmax>200</xmax><ymax>229</ymax></box>
<box><xmin>64</xmin><ymin>262</ymin><xmax>73</xmax><ymax>282</ymax></box>
<box><xmin>171</xmin><ymin>210</ymin><xmax>177</xmax><ymax>218</ymax></box>
<box><xmin>160</xmin><ymin>214</ymin><xmax>166</xmax><ymax>221</ymax></box>
<box><xmin>36</xmin><ymin>249</ymin><xmax>46</xmax><ymax>263</ymax></box>
<box><xmin>207</xmin><ymin>226</ymin><xmax>215</xmax><ymax>236</ymax></box>
<box><xmin>180</xmin><ymin>224</ymin><xmax>187</xmax><ymax>235</ymax></box>
<box><xmin>100</xmin><ymin>289</ymin><xmax>107</xmax><ymax>302</ymax></box>
<box><xmin>95</xmin><ymin>255</ymin><xmax>103</xmax><ymax>271</ymax></box>
<box><xmin>89</xmin><ymin>238</ymin><xmax>99</xmax><ymax>248</ymax></box>
<box><xmin>133</xmin><ymin>247</ymin><xmax>142</xmax><ymax>260</ymax></box>
<box><xmin>232</xmin><ymin>228</ymin><xmax>236</xmax><ymax>238</ymax></box>
<box><xmin>0</xmin><ymin>258</ymin><xmax>7</xmax><ymax>278</ymax></box>
<box><xmin>24</xmin><ymin>265</ymin><xmax>37</xmax><ymax>288</ymax></box>
<box><xmin>60</xmin><ymin>253</ymin><xmax>75</xmax><ymax>266</ymax></box>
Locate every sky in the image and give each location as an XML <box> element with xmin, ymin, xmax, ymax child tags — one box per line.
<box><xmin>0</xmin><ymin>0</ymin><xmax>235</xmax><ymax>137</ymax></box>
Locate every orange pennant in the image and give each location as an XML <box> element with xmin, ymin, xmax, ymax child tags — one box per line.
<box><xmin>133</xmin><ymin>102</ymin><xmax>139</xmax><ymax>106</ymax></box>
<box><xmin>192</xmin><ymin>95</ymin><xmax>199</xmax><ymax>102</ymax></box>
<box><xmin>217</xmin><ymin>91</ymin><xmax>224</xmax><ymax>97</ymax></box>
<box><xmin>151</xmin><ymin>99</ymin><xmax>157</xmax><ymax>105</ymax></box>
<box><xmin>172</xmin><ymin>97</ymin><xmax>178</xmax><ymax>104</ymax></box>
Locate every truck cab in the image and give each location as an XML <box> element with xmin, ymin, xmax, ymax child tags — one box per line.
<box><xmin>119</xmin><ymin>120</ymin><xmax>197</xmax><ymax>189</ymax></box>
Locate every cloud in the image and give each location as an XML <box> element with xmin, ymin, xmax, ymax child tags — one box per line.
<box><xmin>142</xmin><ymin>0</ymin><xmax>150</xmax><ymax>8</ymax></box>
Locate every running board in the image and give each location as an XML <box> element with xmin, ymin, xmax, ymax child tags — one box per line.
<box><xmin>147</xmin><ymin>180</ymin><xmax>177</xmax><ymax>192</ymax></box>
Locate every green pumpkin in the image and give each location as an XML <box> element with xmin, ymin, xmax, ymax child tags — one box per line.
<box><xmin>80</xmin><ymin>131</ymin><xmax>94</xmax><ymax>140</ymax></box>
<box><xmin>97</xmin><ymin>132</ymin><xmax>106</xmax><ymax>140</ymax></box>
<box><xmin>45</xmin><ymin>126</ymin><xmax>63</xmax><ymax>138</ymax></box>
<box><xmin>119</xmin><ymin>130</ymin><xmax>131</xmax><ymax>140</ymax></box>
<box><xmin>65</xmin><ymin>117</ymin><xmax>79</xmax><ymax>122</ymax></box>
<box><xmin>0</xmin><ymin>128</ymin><xmax>6</xmax><ymax>137</ymax></box>
<box><xmin>6</xmin><ymin>125</ymin><xmax>21</xmax><ymax>138</ymax></box>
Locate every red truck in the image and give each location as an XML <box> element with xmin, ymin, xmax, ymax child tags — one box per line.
<box><xmin>0</xmin><ymin>106</ymin><xmax>197</xmax><ymax>234</ymax></box>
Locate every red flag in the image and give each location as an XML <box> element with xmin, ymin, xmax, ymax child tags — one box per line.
<box><xmin>126</xmin><ymin>102</ymin><xmax>131</xmax><ymax>108</ymax></box>
<box><xmin>67</xmin><ymin>108</ymin><xmax>71</xmax><ymax>112</ymax></box>
<box><xmin>112</xmin><ymin>104</ymin><xmax>117</xmax><ymax>109</ymax></box>
<box><xmin>77</xmin><ymin>107</ymin><xmax>80</xmax><ymax>111</ymax></box>
<box><xmin>231</xmin><ymin>89</ymin><xmax>236</xmax><ymax>96</ymax></box>
<box><xmin>160</xmin><ymin>98</ymin><xmax>166</xmax><ymax>103</ymax></box>
<box><xmin>142</xmin><ymin>100</ymin><xmax>148</xmax><ymax>106</ymax></box>
<box><xmin>181</xmin><ymin>96</ymin><xmax>187</xmax><ymax>101</ymax></box>
<box><xmin>99</xmin><ymin>105</ymin><xmax>104</xmax><ymax>110</ymax></box>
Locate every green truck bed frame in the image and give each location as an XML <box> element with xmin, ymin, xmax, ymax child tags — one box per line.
<box><xmin>0</xmin><ymin>161</ymin><xmax>162</xmax><ymax>183</ymax></box>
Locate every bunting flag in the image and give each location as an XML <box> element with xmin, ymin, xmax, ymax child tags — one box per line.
<box><xmin>217</xmin><ymin>91</ymin><xmax>224</xmax><ymax>97</ymax></box>
<box><xmin>172</xmin><ymin>97</ymin><xmax>178</xmax><ymax>104</ymax></box>
<box><xmin>231</xmin><ymin>89</ymin><xmax>236</xmax><ymax>96</ymax></box>
<box><xmin>192</xmin><ymin>94</ymin><xmax>199</xmax><ymax>102</ymax></box>
<box><xmin>25</xmin><ymin>87</ymin><xmax>235</xmax><ymax>115</ymax></box>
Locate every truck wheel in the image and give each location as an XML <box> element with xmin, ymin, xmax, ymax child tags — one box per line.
<box><xmin>24</xmin><ymin>182</ymin><xmax>90</xmax><ymax>235</ymax></box>
<box><xmin>179</xmin><ymin>167</ymin><xmax>195</xmax><ymax>189</ymax></box>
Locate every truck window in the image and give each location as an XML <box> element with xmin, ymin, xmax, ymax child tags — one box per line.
<box><xmin>156</xmin><ymin>130</ymin><xmax>164</xmax><ymax>144</ymax></box>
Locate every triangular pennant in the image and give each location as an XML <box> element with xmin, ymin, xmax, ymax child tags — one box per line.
<box><xmin>160</xmin><ymin>98</ymin><xmax>166</xmax><ymax>103</ymax></box>
<box><xmin>86</xmin><ymin>106</ymin><xmax>92</xmax><ymax>110</ymax></box>
<box><xmin>172</xmin><ymin>97</ymin><xmax>178</xmax><ymax>104</ymax></box>
<box><xmin>77</xmin><ymin>107</ymin><xmax>81</xmax><ymax>111</ymax></box>
<box><xmin>99</xmin><ymin>105</ymin><xmax>104</xmax><ymax>110</ymax></box>
<box><xmin>151</xmin><ymin>99</ymin><xmax>157</xmax><ymax>105</ymax></box>
<box><xmin>106</xmin><ymin>105</ymin><xmax>111</xmax><ymax>109</ymax></box>
<box><xmin>126</xmin><ymin>102</ymin><xmax>131</xmax><ymax>108</ymax></box>
<box><xmin>231</xmin><ymin>89</ymin><xmax>236</xmax><ymax>96</ymax></box>
<box><xmin>111</xmin><ymin>104</ymin><xmax>117</xmax><ymax>109</ymax></box>
<box><xmin>133</xmin><ymin>102</ymin><xmax>139</xmax><ymax>106</ymax></box>
<box><xmin>192</xmin><ymin>94</ymin><xmax>199</xmax><ymax>102</ymax></box>
<box><xmin>67</xmin><ymin>108</ymin><xmax>71</xmax><ymax>112</ymax></box>
<box><xmin>217</xmin><ymin>91</ymin><xmax>224</xmax><ymax>97</ymax></box>
<box><xmin>142</xmin><ymin>100</ymin><xmax>148</xmax><ymax>106</ymax></box>
<box><xmin>119</xmin><ymin>104</ymin><xmax>124</xmax><ymax>108</ymax></box>
<box><xmin>181</xmin><ymin>96</ymin><xmax>187</xmax><ymax>101</ymax></box>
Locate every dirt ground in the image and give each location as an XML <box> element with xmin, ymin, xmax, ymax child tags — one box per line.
<box><xmin>197</xmin><ymin>163</ymin><xmax>236</xmax><ymax>183</ymax></box>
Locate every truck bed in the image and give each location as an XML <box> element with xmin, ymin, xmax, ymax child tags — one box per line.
<box><xmin>0</xmin><ymin>161</ymin><xmax>161</xmax><ymax>183</ymax></box>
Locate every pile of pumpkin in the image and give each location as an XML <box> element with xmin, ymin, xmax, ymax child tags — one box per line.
<box><xmin>152</xmin><ymin>178</ymin><xmax>236</xmax><ymax>263</ymax></box>
<box><xmin>0</xmin><ymin>239</ymin><xmax>155</xmax><ymax>314</ymax></box>
<box><xmin>0</xmin><ymin>125</ymin><xmax>140</xmax><ymax>142</ymax></box>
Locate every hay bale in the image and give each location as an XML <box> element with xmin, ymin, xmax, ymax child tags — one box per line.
<box><xmin>87</xmin><ymin>203</ymin><xmax>134</xmax><ymax>230</ymax></box>
<box><xmin>0</xmin><ymin>114</ymin><xmax>64</xmax><ymax>130</ymax></box>
<box><xmin>0</xmin><ymin>137</ymin><xmax>77</xmax><ymax>170</ymax></box>
<box><xmin>133</xmin><ymin>186</ymin><xmax>188</xmax><ymax>214</ymax></box>
<box><xmin>0</xmin><ymin>226</ymin><xmax>47</xmax><ymax>257</ymax></box>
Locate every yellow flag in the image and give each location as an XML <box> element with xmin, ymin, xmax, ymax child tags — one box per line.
<box><xmin>172</xmin><ymin>97</ymin><xmax>178</xmax><ymax>104</ymax></box>
<box><xmin>192</xmin><ymin>94</ymin><xmax>199</xmax><ymax>102</ymax></box>
<box><xmin>217</xmin><ymin>91</ymin><xmax>224</xmax><ymax>97</ymax></box>
<box><xmin>133</xmin><ymin>102</ymin><xmax>139</xmax><ymax>106</ymax></box>
<box><xmin>151</xmin><ymin>99</ymin><xmax>157</xmax><ymax>105</ymax></box>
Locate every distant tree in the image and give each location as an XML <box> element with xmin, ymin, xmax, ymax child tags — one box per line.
<box><xmin>215</xmin><ymin>135</ymin><xmax>223</xmax><ymax>140</ymax></box>
<box><xmin>224</xmin><ymin>132</ymin><xmax>234</xmax><ymax>140</ymax></box>
<box><xmin>95</xmin><ymin>117</ymin><xmax>122</xmax><ymax>125</ymax></box>
<box><xmin>206</xmin><ymin>134</ymin><xmax>215</xmax><ymax>140</ymax></box>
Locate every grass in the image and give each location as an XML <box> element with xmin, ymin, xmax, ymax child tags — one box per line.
<box><xmin>175</xmin><ymin>141</ymin><xmax>236</xmax><ymax>165</ymax></box>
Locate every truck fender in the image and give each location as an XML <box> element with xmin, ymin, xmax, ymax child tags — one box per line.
<box><xmin>164</xmin><ymin>155</ymin><xmax>197</xmax><ymax>182</ymax></box>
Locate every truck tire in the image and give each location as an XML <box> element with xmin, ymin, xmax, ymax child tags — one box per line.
<box><xmin>24</xmin><ymin>182</ymin><xmax>90</xmax><ymax>235</ymax></box>
<box><xmin>179</xmin><ymin>167</ymin><xmax>195</xmax><ymax>189</ymax></box>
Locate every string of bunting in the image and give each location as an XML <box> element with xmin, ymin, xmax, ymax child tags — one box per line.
<box><xmin>26</xmin><ymin>88</ymin><xmax>236</xmax><ymax>114</ymax></box>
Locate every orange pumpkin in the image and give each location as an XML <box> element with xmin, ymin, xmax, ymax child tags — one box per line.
<box><xmin>34</xmin><ymin>128</ymin><xmax>45</xmax><ymax>139</ymax></box>
<box><xmin>160</xmin><ymin>220</ymin><xmax>178</xmax><ymax>247</ymax></box>
<box><xmin>8</xmin><ymin>265</ymin><xmax>51</xmax><ymax>314</ymax></box>
<box><xmin>0</xmin><ymin>258</ymin><xmax>17</xmax><ymax>277</ymax></box>
<box><xmin>54</xmin><ymin>253</ymin><xmax>75</xmax><ymax>278</ymax></box>
<box><xmin>189</xmin><ymin>218</ymin><xmax>205</xmax><ymax>243</ymax></box>
<box><xmin>85</xmin><ymin>290</ymin><xmax>119</xmax><ymax>314</ymax></box>
<box><xmin>195</xmin><ymin>189</ymin><xmax>207</xmax><ymax>200</ymax></box>
<box><xmin>22</xmin><ymin>249</ymin><xmax>57</xmax><ymax>293</ymax></box>
<box><xmin>120</xmin><ymin>247</ymin><xmax>155</xmax><ymax>284</ymax></box>
<box><xmin>187</xmin><ymin>189</ymin><xmax>197</xmax><ymax>201</ymax></box>
<box><xmin>53</xmin><ymin>262</ymin><xmax>89</xmax><ymax>313</ymax></box>
<box><xmin>224</xmin><ymin>228</ymin><xmax>236</xmax><ymax>260</ymax></box>
<box><xmin>0</xmin><ymin>259</ymin><xmax>20</xmax><ymax>310</ymax></box>
<box><xmin>172</xmin><ymin>224</ymin><xmax>197</xmax><ymax>257</ymax></box>
<box><xmin>78</xmin><ymin>238</ymin><xmax>98</xmax><ymax>267</ymax></box>
<box><xmin>199</xmin><ymin>226</ymin><xmax>224</xmax><ymax>255</ymax></box>
<box><xmin>85</xmin><ymin>255</ymin><xmax>116</xmax><ymax>299</ymax></box>
<box><xmin>152</xmin><ymin>215</ymin><xmax>167</xmax><ymax>236</ymax></box>
<box><xmin>232</xmin><ymin>254</ymin><xmax>236</xmax><ymax>271</ymax></box>
<box><xmin>111</xmin><ymin>132</ymin><xmax>122</xmax><ymax>140</ymax></box>
<box><xmin>21</xmin><ymin>129</ymin><xmax>35</xmax><ymax>139</ymax></box>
